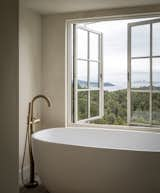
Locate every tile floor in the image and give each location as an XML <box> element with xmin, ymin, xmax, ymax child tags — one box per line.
<box><xmin>20</xmin><ymin>185</ymin><xmax>49</xmax><ymax>193</ymax></box>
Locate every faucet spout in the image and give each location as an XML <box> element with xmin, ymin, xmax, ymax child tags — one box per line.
<box><xmin>31</xmin><ymin>94</ymin><xmax>52</xmax><ymax>107</ymax></box>
<box><xmin>30</xmin><ymin>94</ymin><xmax>52</xmax><ymax>130</ymax></box>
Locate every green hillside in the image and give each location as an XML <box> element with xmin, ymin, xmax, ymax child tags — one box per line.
<box><xmin>77</xmin><ymin>89</ymin><xmax>160</xmax><ymax>125</ymax></box>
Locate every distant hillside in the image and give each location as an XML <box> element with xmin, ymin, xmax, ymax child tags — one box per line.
<box><xmin>104</xmin><ymin>82</ymin><xmax>115</xmax><ymax>87</ymax></box>
<box><xmin>78</xmin><ymin>80</ymin><xmax>115</xmax><ymax>87</ymax></box>
<box><xmin>133</xmin><ymin>86</ymin><xmax>160</xmax><ymax>90</ymax></box>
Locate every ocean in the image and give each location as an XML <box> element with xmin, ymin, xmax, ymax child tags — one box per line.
<box><xmin>104</xmin><ymin>84</ymin><xmax>126</xmax><ymax>91</ymax></box>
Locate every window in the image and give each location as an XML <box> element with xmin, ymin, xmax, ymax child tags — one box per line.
<box><xmin>128</xmin><ymin>18</ymin><xmax>160</xmax><ymax>126</ymax></box>
<box><xmin>69</xmin><ymin>16</ymin><xmax>160</xmax><ymax>127</ymax></box>
<box><xmin>73</xmin><ymin>25</ymin><xmax>103</xmax><ymax>122</ymax></box>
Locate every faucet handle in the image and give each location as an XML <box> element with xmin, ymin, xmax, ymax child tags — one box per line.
<box><xmin>29</xmin><ymin>117</ymin><xmax>40</xmax><ymax>125</ymax></box>
<box><xmin>33</xmin><ymin>118</ymin><xmax>40</xmax><ymax>124</ymax></box>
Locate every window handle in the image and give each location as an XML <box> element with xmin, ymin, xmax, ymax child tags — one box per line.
<box><xmin>100</xmin><ymin>73</ymin><xmax>103</xmax><ymax>80</ymax></box>
<box><xmin>128</xmin><ymin>72</ymin><xmax>130</xmax><ymax>82</ymax></box>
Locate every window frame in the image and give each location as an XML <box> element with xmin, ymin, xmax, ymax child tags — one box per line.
<box><xmin>66</xmin><ymin>12</ymin><xmax>160</xmax><ymax>130</ymax></box>
<box><xmin>73</xmin><ymin>24</ymin><xmax>104</xmax><ymax>123</ymax></box>
<box><xmin>128</xmin><ymin>18</ymin><xmax>160</xmax><ymax>126</ymax></box>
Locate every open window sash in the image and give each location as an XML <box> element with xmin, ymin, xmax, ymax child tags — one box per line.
<box><xmin>128</xmin><ymin>18</ymin><xmax>160</xmax><ymax>126</ymax></box>
<box><xmin>73</xmin><ymin>24</ymin><xmax>104</xmax><ymax>123</ymax></box>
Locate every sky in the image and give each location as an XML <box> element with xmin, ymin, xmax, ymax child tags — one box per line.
<box><xmin>77</xmin><ymin>17</ymin><xmax>160</xmax><ymax>89</ymax></box>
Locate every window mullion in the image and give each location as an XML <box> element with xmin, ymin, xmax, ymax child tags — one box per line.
<box><xmin>99</xmin><ymin>33</ymin><xmax>103</xmax><ymax>117</ymax></box>
<box><xmin>73</xmin><ymin>24</ymin><xmax>78</xmax><ymax>122</ymax></box>
<box><xmin>88</xmin><ymin>31</ymin><xmax>90</xmax><ymax>119</ymax></box>
<box><xmin>127</xmin><ymin>25</ymin><xmax>131</xmax><ymax>125</ymax></box>
<box><xmin>149</xmin><ymin>23</ymin><xmax>153</xmax><ymax>125</ymax></box>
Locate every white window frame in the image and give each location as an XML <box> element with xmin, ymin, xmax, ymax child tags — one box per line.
<box><xmin>73</xmin><ymin>24</ymin><xmax>104</xmax><ymax>123</ymax></box>
<box><xmin>66</xmin><ymin>12</ymin><xmax>160</xmax><ymax>131</ymax></box>
<box><xmin>128</xmin><ymin>18</ymin><xmax>160</xmax><ymax>127</ymax></box>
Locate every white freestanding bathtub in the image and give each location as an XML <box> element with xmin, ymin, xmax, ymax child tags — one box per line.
<box><xmin>32</xmin><ymin>127</ymin><xmax>160</xmax><ymax>193</ymax></box>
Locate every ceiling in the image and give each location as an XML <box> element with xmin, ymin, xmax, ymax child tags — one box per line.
<box><xmin>24</xmin><ymin>0</ymin><xmax>160</xmax><ymax>14</ymax></box>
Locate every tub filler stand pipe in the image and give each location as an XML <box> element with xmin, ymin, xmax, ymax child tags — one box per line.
<box><xmin>21</xmin><ymin>95</ymin><xmax>52</xmax><ymax>188</ymax></box>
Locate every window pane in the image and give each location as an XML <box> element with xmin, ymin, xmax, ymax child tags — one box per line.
<box><xmin>90</xmin><ymin>61</ymin><xmax>99</xmax><ymax>88</ymax></box>
<box><xmin>78</xmin><ymin>91</ymin><xmax>88</xmax><ymax>120</ymax></box>
<box><xmin>131</xmin><ymin>59</ymin><xmax>150</xmax><ymax>90</ymax></box>
<box><xmin>90</xmin><ymin>91</ymin><xmax>99</xmax><ymax>117</ymax></box>
<box><xmin>89</xmin><ymin>33</ymin><xmax>99</xmax><ymax>61</ymax></box>
<box><xmin>77</xmin><ymin>28</ymin><xmax>88</xmax><ymax>59</ymax></box>
<box><xmin>131</xmin><ymin>24</ymin><xmax>150</xmax><ymax>57</ymax></box>
<box><xmin>131</xmin><ymin>92</ymin><xmax>150</xmax><ymax>124</ymax></box>
<box><xmin>152</xmin><ymin>93</ymin><xmax>160</xmax><ymax>125</ymax></box>
<box><xmin>77</xmin><ymin>60</ymin><xmax>88</xmax><ymax>89</ymax></box>
<box><xmin>153</xmin><ymin>22</ymin><xmax>160</xmax><ymax>56</ymax></box>
<box><xmin>152</xmin><ymin>58</ymin><xmax>160</xmax><ymax>91</ymax></box>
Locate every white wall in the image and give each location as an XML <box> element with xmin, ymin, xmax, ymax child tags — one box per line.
<box><xmin>42</xmin><ymin>5</ymin><xmax>160</xmax><ymax>128</ymax></box>
<box><xmin>42</xmin><ymin>15</ymin><xmax>66</xmax><ymax>128</ymax></box>
<box><xmin>19</xmin><ymin>1</ymin><xmax>42</xmax><ymax>174</ymax></box>
<box><xmin>0</xmin><ymin>0</ymin><xmax>19</xmax><ymax>192</ymax></box>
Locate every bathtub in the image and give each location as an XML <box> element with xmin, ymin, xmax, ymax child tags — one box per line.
<box><xmin>32</xmin><ymin>127</ymin><xmax>160</xmax><ymax>193</ymax></box>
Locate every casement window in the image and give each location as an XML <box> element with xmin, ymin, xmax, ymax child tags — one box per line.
<box><xmin>73</xmin><ymin>25</ymin><xmax>103</xmax><ymax>122</ymax></box>
<box><xmin>70</xmin><ymin>17</ymin><xmax>160</xmax><ymax>127</ymax></box>
<box><xmin>128</xmin><ymin>18</ymin><xmax>160</xmax><ymax>126</ymax></box>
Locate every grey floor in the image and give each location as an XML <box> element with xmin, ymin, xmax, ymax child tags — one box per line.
<box><xmin>20</xmin><ymin>185</ymin><xmax>49</xmax><ymax>193</ymax></box>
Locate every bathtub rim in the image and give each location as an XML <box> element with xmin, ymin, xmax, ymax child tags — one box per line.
<box><xmin>32</xmin><ymin>127</ymin><xmax>160</xmax><ymax>153</ymax></box>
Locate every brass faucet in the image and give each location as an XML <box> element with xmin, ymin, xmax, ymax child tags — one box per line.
<box><xmin>29</xmin><ymin>95</ymin><xmax>52</xmax><ymax>133</ymax></box>
<box><xmin>25</xmin><ymin>94</ymin><xmax>52</xmax><ymax>188</ymax></box>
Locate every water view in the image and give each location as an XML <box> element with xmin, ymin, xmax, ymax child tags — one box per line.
<box><xmin>76</xmin><ymin>17</ymin><xmax>160</xmax><ymax>125</ymax></box>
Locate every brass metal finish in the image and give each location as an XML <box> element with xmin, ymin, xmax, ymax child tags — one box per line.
<box><xmin>25</xmin><ymin>95</ymin><xmax>52</xmax><ymax>188</ymax></box>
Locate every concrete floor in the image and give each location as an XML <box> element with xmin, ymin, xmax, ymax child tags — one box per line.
<box><xmin>20</xmin><ymin>185</ymin><xmax>49</xmax><ymax>193</ymax></box>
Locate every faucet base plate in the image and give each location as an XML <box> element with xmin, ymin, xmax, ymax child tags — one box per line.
<box><xmin>24</xmin><ymin>181</ymin><xmax>39</xmax><ymax>188</ymax></box>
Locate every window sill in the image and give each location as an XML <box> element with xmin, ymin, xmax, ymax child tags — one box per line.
<box><xmin>68</xmin><ymin>122</ymin><xmax>160</xmax><ymax>133</ymax></box>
